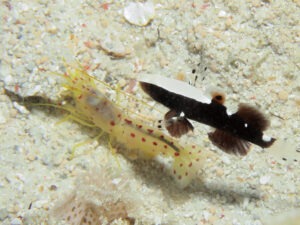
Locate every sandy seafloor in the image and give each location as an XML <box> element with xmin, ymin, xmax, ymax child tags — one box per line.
<box><xmin>1</xmin><ymin>0</ymin><xmax>300</xmax><ymax>224</ymax></box>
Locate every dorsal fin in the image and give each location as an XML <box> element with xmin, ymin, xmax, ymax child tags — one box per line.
<box><xmin>236</xmin><ymin>103</ymin><xmax>270</xmax><ymax>131</ymax></box>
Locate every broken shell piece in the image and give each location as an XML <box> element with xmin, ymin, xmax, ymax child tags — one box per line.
<box><xmin>98</xmin><ymin>36</ymin><xmax>131</xmax><ymax>58</ymax></box>
<box><xmin>124</xmin><ymin>2</ymin><xmax>155</xmax><ymax>26</ymax></box>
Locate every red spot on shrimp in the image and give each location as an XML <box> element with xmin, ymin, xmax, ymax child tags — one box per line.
<box><xmin>188</xmin><ymin>162</ymin><xmax>192</xmax><ymax>167</ymax></box>
<box><xmin>164</xmin><ymin>145</ymin><xmax>168</xmax><ymax>149</ymax></box>
<box><xmin>160</xmin><ymin>135</ymin><xmax>164</xmax><ymax>139</ymax></box>
<box><xmin>180</xmin><ymin>163</ymin><xmax>183</xmax><ymax>167</ymax></box>
<box><xmin>141</xmin><ymin>137</ymin><xmax>146</xmax><ymax>142</ymax></box>
<box><xmin>174</xmin><ymin>152</ymin><xmax>180</xmax><ymax>157</ymax></box>
<box><xmin>173</xmin><ymin>170</ymin><xmax>176</xmax><ymax>174</ymax></box>
<box><xmin>78</xmin><ymin>94</ymin><xmax>83</xmax><ymax>100</ymax></box>
<box><xmin>14</xmin><ymin>84</ymin><xmax>20</xmax><ymax>92</ymax></box>
<box><xmin>124</xmin><ymin>119</ymin><xmax>132</xmax><ymax>125</ymax></box>
<box><xmin>136</xmin><ymin>124</ymin><xmax>142</xmax><ymax>129</ymax></box>
<box><xmin>95</xmin><ymin>107</ymin><xmax>99</xmax><ymax>111</ymax></box>
<box><xmin>110</xmin><ymin>121</ymin><xmax>115</xmax><ymax>126</ymax></box>
<box><xmin>153</xmin><ymin>142</ymin><xmax>158</xmax><ymax>146</ymax></box>
<box><xmin>147</xmin><ymin>129</ymin><xmax>153</xmax><ymax>134</ymax></box>
<box><xmin>130</xmin><ymin>133</ymin><xmax>135</xmax><ymax>138</ymax></box>
<box><xmin>192</xmin><ymin>145</ymin><xmax>196</xmax><ymax>149</ymax></box>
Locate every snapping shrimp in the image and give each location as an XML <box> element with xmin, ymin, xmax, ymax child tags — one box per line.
<box><xmin>52</xmin><ymin>65</ymin><xmax>213</xmax><ymax>188</ymax></box>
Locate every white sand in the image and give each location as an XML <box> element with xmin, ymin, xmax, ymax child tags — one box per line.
<box><xmin>0</xmin><ymin>0</ymin><xmax>299</xmax><ymax>224</ymax></box>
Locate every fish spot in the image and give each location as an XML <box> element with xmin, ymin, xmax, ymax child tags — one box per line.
<box><xmin>153</xmin><ymin>142</ymin><xmax>158</xmax><ymax>146</ymax></box>
<box><xmin>141</xmin><ymin>137</ymin><xmax>146</xmax><ymax>142</ymax></box>
<box><xmin>130</xmin><ymin>133</ymin><xmax>135</xmax><ymax>138</ymax></box>
<box><xmin>174</xmin><ymin>152</ymin><xmax>180</xmax><ymax>157</ymax></box>
<box><xmin>110</xmin><ymin>121</ymin><xmax>115</xmax><ymax>126</ymax></box>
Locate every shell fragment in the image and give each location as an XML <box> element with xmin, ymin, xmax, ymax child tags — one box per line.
<box><xmin>124</xmin><ymin>2</ymin><xmax>155</xmax><ymax>26</ymax></box>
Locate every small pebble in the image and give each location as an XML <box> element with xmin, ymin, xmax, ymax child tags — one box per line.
<box><xmin>49</xmin><ymin>184</ymin><xmax>58</xmax><ymax>191</ymax></box>
<box><xmin>216</xmin><ymin>168</ymin><xmax>224</xmax><ymax>177</ymax></box>
<box><xmin>277</xmin><ymin>90</ymin><xmax>289</xmax><ymax>100</ymax></box>
<box><xmin>203</xmin><ymin>211</ymin><xmax>211</xmax><ymax>221</ymax></box>
<box><xmin>221</xmin><ymin>155</ymin><xmax>231</xmax><ymax>165</ymax></box>
<box><xmin>260</xmin><ymin>175</ymin><xmax>271</xmax><ymax>185</ymax></box>
<box><xmin>218</xmin><ymin>10</ymin><xmax>227</xmax><ymax>18</ymax></box>
<box><xmin>0</xmin><ymin>208</ymin><xmax>8</xmax><ymax>221</ymax></box>
<box><xmin>10</xmin><ymin>218</ymin><xmax>22</xmax><ymax>225</ymax></box>
<box><xmin>13</xmin><ymin>102</ymin><xmax>29</xmax><ymax>114</ymax></box>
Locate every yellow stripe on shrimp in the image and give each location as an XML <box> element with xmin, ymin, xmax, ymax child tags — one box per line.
<box><xmin>57</xmin><ymin>65</ymin><xmax>212</xmax><ymax>188</ymax></box>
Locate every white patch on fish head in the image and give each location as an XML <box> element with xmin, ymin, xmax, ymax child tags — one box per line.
<box><xmin>262</xmin><ymin>134</ymin><xmax>272</xmax><ymax>142</ymax></box>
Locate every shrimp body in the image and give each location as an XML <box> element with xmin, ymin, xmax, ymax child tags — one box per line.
<box><xmin>60</xmin><ymin>67</ymin><xmax>211</xmax><ymax>188</ymax></box>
